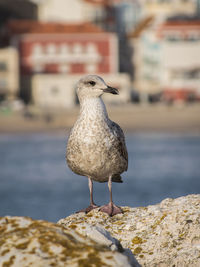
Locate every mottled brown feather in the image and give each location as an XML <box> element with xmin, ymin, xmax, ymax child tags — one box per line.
<box><xmin>66</xmin><ymin>75</ymin><xmax>128</xmax><ymax>183</ymax></box>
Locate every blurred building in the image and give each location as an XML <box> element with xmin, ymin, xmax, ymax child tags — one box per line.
<box><xmin>0</xmin><ymin>0</ymin><xmax>37</xmax><ymax>24</ymax></box>
<box><xmin>32</xmin><ymin>73</ymin><xmax>131</xmax><ymax>109</ymax></box>
<box><xmin>30</xmin><ymin>0</ymin><xmax>95</xmax><ymax>23</ymax></box>
<box><xmin>157</xmin><ymin>19</ymin><xmax>200</xmax><ymax>101</ymax></box>
<box><xmin>130</xmin><ymin>18</ymin><xmax>200</xmax><ymax>102</ymax></box>
<box><xmin>30</xmin><ymin>0</ymin><xmax>141</xmax><ymax>32</ymax></box>
<box><xmin>141</xmin><ymin>0</ymin><xmax>197</xmax><ymax>18</ymax></box>
<box><xmin>0</xmin><ymin>47</ymin><xmax>19</xmax><ymax>101</ymax></box>
<box><xmin>6</xmin><ymin>20</ymin><xmax>131</xmax><ymax>108</ymax></box>
<box><xmin>8</xmin><ymin>20</ymin><xmax>117</xmax><ymax>75</ymax></box>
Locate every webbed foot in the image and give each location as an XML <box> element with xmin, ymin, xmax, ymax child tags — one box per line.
<box><xmin>76</xmin><ymin>204</ymin><xmax>99</xmax><ymax>214</ymax></box>
<box><xmin>99</xmin><ymin>202</ymin><xmax>123</xmax><ymax>216</ymax></box>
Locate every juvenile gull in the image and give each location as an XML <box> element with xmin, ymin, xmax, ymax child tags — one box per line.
<box><xmin>66</xmin><ymin>75</ymin><xmax>128</xmax><ymax>216</ymax></box>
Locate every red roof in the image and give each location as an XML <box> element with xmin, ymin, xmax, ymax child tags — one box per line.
<box><xmin>128</xmin><ymin>16</ymin><xmax>154</xmax><ymax>38</ymax></box>
<box><xmin>83</xmin><ymin>0</ymin><xmax>120</xmax><ymax>6</ymax></box>
<box><xmin>83</xmin><ymin>0</ymin><xmax>108</xmax><ymax>5</ymax></box>
<box><xmin>6</xmin><ymin>20</ymin><xmax>104</xmax><ymax>34</ymax></box>
<box><xmin>162</xmin><ymin>20</ymin><xmax>200</xmax><ymax>27</ymax></box>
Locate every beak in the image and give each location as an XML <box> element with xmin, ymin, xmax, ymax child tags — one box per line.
<box><xmin>103</xmin><ymin>86</ymin><xmax>119</xmax><ymax>95</ymax></box>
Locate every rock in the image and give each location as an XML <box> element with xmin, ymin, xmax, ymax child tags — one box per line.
<box><xmin>64</xmin><ymin>223</ymin><xmax>140</xmax><ymax>267</ymax></box>
<box><xmin>0</xmin><ymin>216</ymin><xmax>138</xmax><ymax>267</ymax></box>
<box><xmin>58</xmin><ymin>194</ymin><xmax>200</xmax><ymax>267</ymax></box>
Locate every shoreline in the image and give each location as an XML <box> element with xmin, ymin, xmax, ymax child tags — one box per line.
<box><xmin>1</xmin><ymin>104</ymin><xmax>200</xmax><ymax>135</ymax></box>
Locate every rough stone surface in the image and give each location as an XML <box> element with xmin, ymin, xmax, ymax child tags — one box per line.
<box><xmin>58</xmin><ymin>194</ymin><xmax>200</xmax><ymax>267</ymax></box>
<box><xmin>0</xmin><ymin>216</ymin><xmax>138</xmax><ymax>267</ymax></box>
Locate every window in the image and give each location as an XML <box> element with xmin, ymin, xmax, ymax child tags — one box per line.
<box><xmin>0</xmin><ymin>78</ymin><xmax>7</xmax><ymax>89</ymax></box>
<box><xmin>46</xmin><ymin>43</ymin><xmax>56</xmax><ymax>54</ymax></box>
<box><xmin>59</xmin><ymin>64</ymin><xmax>70</xmax><ymax>73</ymax></box>
<box><xmin>187</xmin><ymin>32</ymin><xmax>200</xmax><ymax>41</ymax></box>
<box><xmin>158</xmin><ymin>0</ymin><xmax>169</xmax><ymax>3</ymax></box>
<box><xmin>51</xmin><ymin>86</ymin><xmax>59</xmax><ymax>95</ymax></box>
<box><xmin>32</xmin><ymin>44</ymin><xmax>43</xmax><ymax>55</ymax></box>
<box><xmin>33</xmin><ymin>63</ymin><xmax>44</xmax><ymax>73</ymax></box>
<box><xmin>0</xmin><ymin>62</ymin><xmax>7</xmax><ymax>72</ymax></box>
<box><xmin>60</xmin><ymin>44</ymin><xmax>69</xmax><ymax>54</ymax></box>
<box><xmin>85</xmin><ymin>64</ymin><xmax>97</xmax><ymax>73</ymax></box>
<box><xmin>73</xmin><ymin>43</ymin><xmax>83</xmax><ymax>54</ymax></box>
<box><xmin>186</xmin><ymin>69</ymin><xmax>200</xmax><ymax>79</ymax></box>
<box><xmin>86</xmin><ymin>43</ymin><xmax>97</xmax><ymax>53</ymax></box>
<box><xmin>166</xmin><ymin>34</ymin><xmax>181</xmax><ymax>42</ymax></box>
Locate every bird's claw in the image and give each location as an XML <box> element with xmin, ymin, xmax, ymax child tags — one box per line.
<box><xmin>99</xmin><ymin>202</ymin><xmax>123</xmax><ymax>217</ymax></box>
<box><xmin>76</xmin><ymin>204</ymin><xmax>99</xmax><ymax>214</ymax></box>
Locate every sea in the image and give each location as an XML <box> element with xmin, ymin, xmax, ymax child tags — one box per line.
<box><xmin>0</xmin><ymin>132</ymin><xmax>200</xmax><ymax>222</ymax></box>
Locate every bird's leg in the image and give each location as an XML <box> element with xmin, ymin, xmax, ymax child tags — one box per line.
<box><xmin>99</xmin><ymin>176</ymin><xmax>123</xmax><ymax>216</ymax></box>
<box><xmin>88</xmin><ymin>177</ymin><xmax>99</xmax><ymax>209</ymax></box>
<box><xmin>76</xmin><ymin>177</ymin><xmax>99</xmax><ymax>214</ymax></box>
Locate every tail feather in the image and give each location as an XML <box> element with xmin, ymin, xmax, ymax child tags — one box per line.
<box><xmin>112</xmin><ymin>174</ymin><xmax>123</xmax><ymax>183</ymax></box>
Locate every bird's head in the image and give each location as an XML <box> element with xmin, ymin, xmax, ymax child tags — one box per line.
<box><xmin>76</xmin><ymin>75</ymin><xmax>119</xmax><ymax>101</ymax></box>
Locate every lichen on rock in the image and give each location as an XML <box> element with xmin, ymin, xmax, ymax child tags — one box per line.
<box><xmin>1</xmin><ymin>194</ymin><xmax>199</xmax><ymax>266</ymax></box>
<box><xmin>58</xmin><ymin>194</ymin><xmax>200</xmax><ymax>267</ymax></box>
<box><xmin>0</xmin><ymin>216</ymin><xmax>138</xmax><ymax>267</ymax></box>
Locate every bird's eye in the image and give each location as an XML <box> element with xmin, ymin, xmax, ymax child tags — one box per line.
<box><xmin>88</xmin><ymin>81</ymin><xmax>96</xmax><ymax>86</ymax></box>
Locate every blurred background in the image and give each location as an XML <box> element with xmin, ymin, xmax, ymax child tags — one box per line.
<box><xmin>0</xmin><ymin>0</ymin><xmax>200</xmax><ymax>222</ymax></box>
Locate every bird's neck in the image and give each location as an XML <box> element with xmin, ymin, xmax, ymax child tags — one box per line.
<box><xmin>79</xmin><ymin>97</ymin><xmax>108</xmax><ymax>121</ymax></box>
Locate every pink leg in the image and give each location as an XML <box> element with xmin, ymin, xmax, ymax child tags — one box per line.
<box><xmin>76</xmin><ymin>177</ymin><xmax>99</xmax><ymax>213</ymax></box>
<box><xmin>99</xmin><ymin>176</ymin><xmax>123</xmax><ymax>216</ymax></box>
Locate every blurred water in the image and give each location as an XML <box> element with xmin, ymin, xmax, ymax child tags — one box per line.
<box><xmin>0</xmin><ymin>133</ymin><xmax>200</xmax><ymax>222</ymax></box>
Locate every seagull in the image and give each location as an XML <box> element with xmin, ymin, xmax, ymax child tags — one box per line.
<box><xmin>66</xmin><ymin>75</ymin><xmax>128</xmax><ymax>216</ymax></box>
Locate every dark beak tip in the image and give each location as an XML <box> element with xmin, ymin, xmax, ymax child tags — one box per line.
<box><xmin>115</xmin><ymin>90</ymin><xmax>119</xmax><ymax>95</ymax></box>
<box><xmin>113</xmin><ymin>91</ymin><xmax>119</xmax><ymax>95</ymax></box>
<box><xmin>103</xmin><ymin>86</ymin><xmax>119</xmax><ymax>95</ymax></box>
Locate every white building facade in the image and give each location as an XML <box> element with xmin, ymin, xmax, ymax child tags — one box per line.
<box><xmin>0</xmin><ymin>48</ymin><xmax>19</xmax><ymax>100</ymax></box>
<box><xmin>132</xmin><ymin>19</ymin><xmax>200</xmax><ymax>101</ymax></box>
<box><xmin>32</xmin><ymin>73</ymin><xmax>131</xmax><ymax>110</ymax></box>
<box><xmin>31</xmin><ymin>0</ymin><xmax>96</xmax><ymax>23</ymax></box>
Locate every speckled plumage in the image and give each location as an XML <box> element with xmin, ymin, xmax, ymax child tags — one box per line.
<box><xmin>66</xmin><ymin>77</ymin><xmax>128</xmax><ymax>182</ymax></box>
<box><xmin>66</xmin><ymin>75</ymin><xmax>128</xmax><ymax>216</ymax></box>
